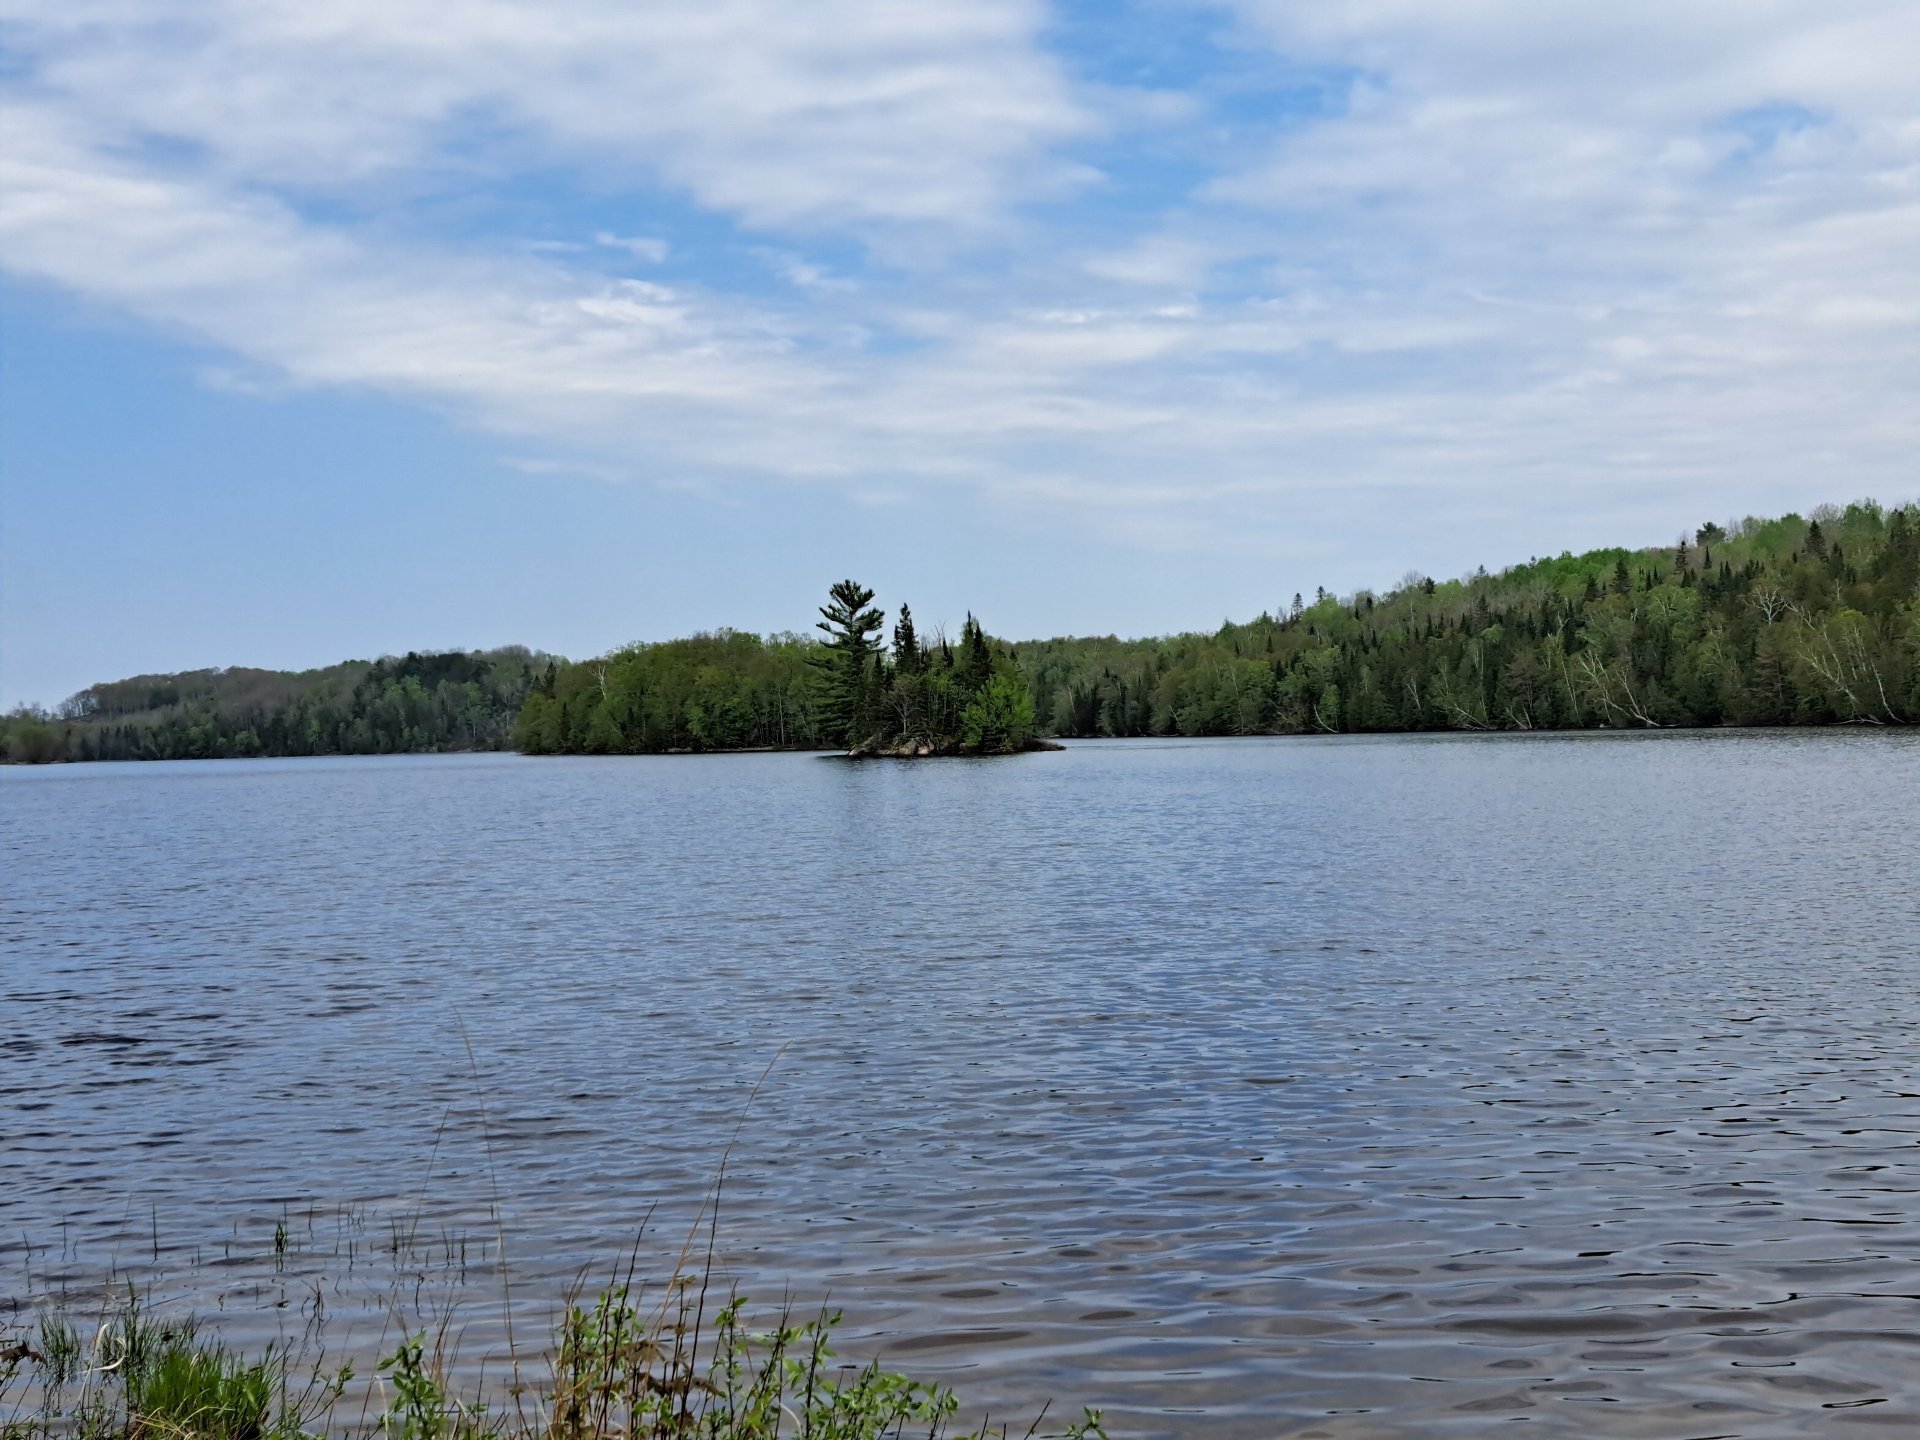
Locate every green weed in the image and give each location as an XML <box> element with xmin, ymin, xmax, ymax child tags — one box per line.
<box><xmin>126</xmin><ymin>1344</ymin><xmax>278</xmax><ymax>1440</ymax></box>
<box><xmin>4</xmin><ymin>1285</ymin><xmax>1102</xmax><ymax>1440</ymax></box>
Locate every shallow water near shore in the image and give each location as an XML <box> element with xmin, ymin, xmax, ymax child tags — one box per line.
<box><xmin>5</xmin><ymin>731</ymin><xmax>1919</xmax><ymax>1437</ymax></box>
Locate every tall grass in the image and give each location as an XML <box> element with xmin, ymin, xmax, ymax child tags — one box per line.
<box><xmin>2</xmin><ymin>1264</ymin><xmax>1103</xmax><ymax>1440</ymax></box>
<box><xmin>7</xmin><ymin>1052</ymin><xmax>1099</xmax><ymax>1438</ymax></box>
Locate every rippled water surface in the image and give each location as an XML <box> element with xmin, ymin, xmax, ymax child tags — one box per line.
<box><xmin>5</xmin><ymin>732</ymin><xmax>1920</xmax><ymax>1436</ymax></box>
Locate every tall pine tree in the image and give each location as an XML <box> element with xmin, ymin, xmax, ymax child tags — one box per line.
<box><xmin>959</xmin><ymin>614</ymin><xmax>994</xmax><ymax>695</ymax></box>
<box><xmin>892</xmin><ymin>603</ymin><xmax>924</xmax><ymax>675</ymax></box>
<box><xmin>812</xmin><ymin>579</ymin><xmax>885</xmax><ymax>749</ymax></box>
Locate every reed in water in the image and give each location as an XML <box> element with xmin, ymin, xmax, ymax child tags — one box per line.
<box><xmin>2</xmin><ymin>1269</ymin><xmax>1104</xmax><ymax>1440</ymax></box>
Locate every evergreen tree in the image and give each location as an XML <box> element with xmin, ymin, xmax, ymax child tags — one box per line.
<box><xmin>812</xmin><ymin>579</ymin><xmax>886</xmax><ymax>748</ymax></box>
<box><xmin>20</xmin><ymin>501</ymin><xmax>1914</xmax><ymax>768</ymax></box>
<box><xmin>1876</xmin><ymin>507</ymin><xmax>1917</xmax><ymax>591</ymax></box>
<box><xmin>959</xmin><ymin>614</ymin><xmax>993</xmax><ymax>695</ymax></box>
<box><xmin>892</xmin><ymin>604</ymin><xmax>924</xmax><ymax>675</ymax></box>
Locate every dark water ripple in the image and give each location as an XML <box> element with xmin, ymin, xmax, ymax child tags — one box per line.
<box><xmin>3</xmin><ymin>731</ymin><xmax>1919</xmax><ymax>1437</ymax></box>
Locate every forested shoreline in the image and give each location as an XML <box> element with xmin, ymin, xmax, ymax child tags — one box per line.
<box><xmin>1022</xmin><ymin>502</ymin><xmax>1919</xmax><ymax>738</ymax></box>
<box><xmin>512</xmin><ymin>500</ymin><xmax>1919</xmax><ymax>752</ymax></box>
<box><xmin>0</xmin><ymin>649</ymin><xmax>542</xmax><ymax>763</ymax></box>
<box><xmin>6</xmin><ymin>501</ymin><xmax>1916</xmax><ymax>764</ymax></box>
<box><xmin>512</xmin><ymin>581</ymin><xmax>1046</xmax><ymax>756</ymax></box>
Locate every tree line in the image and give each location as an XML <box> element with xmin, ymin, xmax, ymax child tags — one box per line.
<box><xmin>1</xmin><ymin>649</ymin><xmax>543</xmax><ymax>763</ymax></box>
<box><xmin>7</xmin><ymin>501</ymin><xmax>1916</xmax><ymax>764</ymax></box>
<box><xmin>512</xmin><ymin>581</ymin><xmax>1039</xmax><ymax>756</ymax></box>
<box><xmin>1019</xmin><ymin>501</ymin><xmax>1918</xmax><ymax>737</ymax></box>
<box><xmin>514</xmin><ymin>500</ymin><xmax>1917</xmax><ymax>752</ymax></box>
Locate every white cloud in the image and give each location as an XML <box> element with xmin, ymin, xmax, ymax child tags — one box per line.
<box><xmin>0</xmin><ymin>0</ymin><xmax>1093</xmax><ymax>230</ymax></box>
<box><xmin>752</xmin><ymin>249</ymin><xmax>859</xmax><ymax>293</ymax></box>
<box><xmin>594</xmin><ymin>233</ymin><xmax>669</xmax><ymax>263</ymax></box>
<box><xmin>0</xmin><ymin>103</ymin><xmax>834</xmax><ymax>438</ymax></box>
<box><xmin>0</xmin><ymin>0</ymin><xmax>1915</xmax><ymax>575</ymax></box>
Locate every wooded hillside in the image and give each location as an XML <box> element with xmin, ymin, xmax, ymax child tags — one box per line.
<box><xmin>8</xmin><ymin>500</ymin><xmax>1914</xmax><ymax>763</ymax></box>
<box><xmin>1</xmin><ymin>649</ymin><xmax>543</xmax><ymax>762</ymax></box>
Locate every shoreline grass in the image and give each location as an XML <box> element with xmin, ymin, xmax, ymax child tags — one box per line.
<box><xmin>3</xmin><ymin>1271</ymin><xmax>1104</xmax><ymax>1440</ymax></box>
<box><xmin>7</xmin><ymin>1050</ymin><xmax>1102</xmax><ymax>1438</ymax></box>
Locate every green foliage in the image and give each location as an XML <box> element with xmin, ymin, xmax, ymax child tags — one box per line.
<box><xmin>0</xmin><ymin>714</ymin><xmax>65</xmax><ymax>763</ymax></box>
<box><xmin>37</xmin><ymin>1315</ymin><xmax>84</xmax><ymax>1392</ymax></box>
<box><xmin>2</xmin><ymin>1284</ymin><xmax>1102</xmax><ymax>1440</ymax></box>
<box><xmin>542</xmin><ymin>1287</ymin><xmax>990</xmax><ymax>1440</ymax></box>
<box><xmin>127</xmin><ymin>1343</ymin><xmax>278</xmax><ymax>1440</ymax></box>
<box><xmin>513</xmin><ymin>501</ymin><xmax>1918</xmax><ymax>756</ymax></box>
<box><xmin>811</xmin><ymin>580</ymin><xmax>887</xmax><ymax>750</ymax></box>
<box><xmin>517</xmin><ymin>585</ymin><xmax>1046</xmax><ymax>758</ymax></box>
<box><xmin>961</xmin><ymin>672</ymin><xmax>1036</xmax><ymax>755</ymax></box>
<box><xmin>18</xmin><ymin>501</ymin><xmax>1913</xmax><ymax>767</ymax></box>
<box><xmin>4</xmin><ymin>649</ymin><xmax>544</xmax><ymax>764</ymax></box>
<box><xmin>515</xmin><ymin>631</ymin><xmax>820</xmax><ymax>755</ymax></box>
<box><xmin>3</xmin><ymin>1294</ymin><xmax>316</xmax><ymax>1440</ymax></box>
<box><xmin>379</xmin><ymin>1338</ymin><xmax>491</xmax><ymax>1440</ymax></box>
<box><xmin>958</xmin><ymin>615</ymin><xmax>993</xmax><ymax>696</ymax></box>
<box><xmin>1021</xmin><ymin>500</ymin><xmax>1919</xmax><ymax>737</ymax></box>
<box><xmin>891</xmin><ymin>604</ymin><xmax>923</xmax><ymax>677</ymax></box>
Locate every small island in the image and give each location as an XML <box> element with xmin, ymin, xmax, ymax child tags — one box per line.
<box><xmin>517</xmin><ymin>580</ymin><xmax>1052</xmax><ymax>758</ymax></box>
<box><xmin>813</xmin><ymin>581</ymin><xmax>1059</xmax><ymax>758</ymax></box>
<box><xmin>6</xmin><ymin>504</ymin><xmax>1916</xmax><ymax>765</ymax></box>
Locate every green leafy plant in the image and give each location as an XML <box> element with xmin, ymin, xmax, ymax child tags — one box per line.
<box><xmin>379</xmin><ymin>1336</ymin><xmax>493</xmax><ymax>1440</ymax></box>
<box><xmin>6</xmin><ymin>1270</ymin><xmax>1102</xmax><ymax>1440</ymax></box>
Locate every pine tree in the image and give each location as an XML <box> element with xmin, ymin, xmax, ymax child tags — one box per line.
<box><xmin>812</xmin><ymin>579</ymin><xmax>885</xmax><ymax>749</ymax></box>
<box><xmin>959</xmin><ymin>614</ymin><xmax>994</xmax><ymax>695</ymax></box>
<box><xmin>1876</xmin><ymin>506</ymin><xmax>1918</xmax><ymax>590</ymax></box>
<box><xmin>892</xmin><ymin>603</ymin><xmax>924</xmax><ymax>675</ymax></box>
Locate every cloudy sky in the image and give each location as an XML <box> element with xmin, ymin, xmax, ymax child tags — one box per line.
<box><xmin>3</xmin><ymin>1</ymin><xmax>1916</xmax><ymax>705</ymax></box>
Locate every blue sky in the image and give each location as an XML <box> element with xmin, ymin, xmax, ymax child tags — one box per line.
<box><xmin>3</xmin><ymin>1</ymin><xmax>1917</xmax><ymax>707</ymax></box>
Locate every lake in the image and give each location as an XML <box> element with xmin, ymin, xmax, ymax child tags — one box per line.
<box><xmin>4</xmin><ymin>731</ymin><xmax>1919</xmax><ymax>1437</ymax></box>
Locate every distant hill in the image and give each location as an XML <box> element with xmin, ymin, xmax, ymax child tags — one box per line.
<box><xmin>2</xmin><ymin>648</ymin><xmax>544</xmax><ymax>763</ymax></box>
<box><xmin>517</xmin><ymin>500</ymin><xmax>1918</xmax><ymax>754</ymax></box>
<box><xmin>1012</xmin><ymin>501</ymin><xmax>1919</xmax><ymax>737</ymax></box>
<box><xmin>8</xmin><ymin>500</ymin><xmax>1916</xmax><ymax>764</ymax></box>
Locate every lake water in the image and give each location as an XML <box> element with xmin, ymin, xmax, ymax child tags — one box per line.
<box><xmin>4</xmin><ymin>732</ymin><xmax>1919</xmax><ymax>1437</ymax></box>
